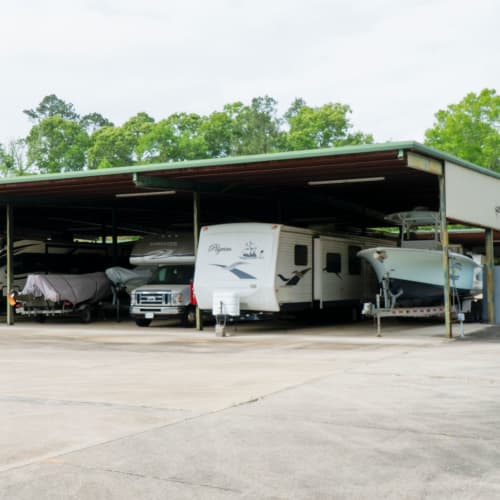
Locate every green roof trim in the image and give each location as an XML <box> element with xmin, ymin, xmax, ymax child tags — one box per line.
<box><xmin>0</xmin><ymin>141</ymin><xmax>498</xmax><ymax>185</ymax></box>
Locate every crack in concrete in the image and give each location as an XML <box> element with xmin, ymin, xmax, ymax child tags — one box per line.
<box><xmin>62</xmin><ymin>462</ymin><xmax>242</xmax><ymax>494</ymax></box>
<box><xmin>228</xmin><ymin>411</ymin><xmax>500</xmax><ymax>443</ymax></box>
<box><xmin>0</xmin><ymin>395</ymin><xmax>186</xmax><ymax>413</ymax></box>
<box><xmin>308</xmin><ymin>418</ymin><xmax>500</xmax><ymax>442</ymax></box>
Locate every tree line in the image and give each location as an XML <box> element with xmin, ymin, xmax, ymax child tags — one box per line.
<box><xmin>0</xmin><ymin>89</ymin><xmax>498</xmax><ymax>176</ymax></box>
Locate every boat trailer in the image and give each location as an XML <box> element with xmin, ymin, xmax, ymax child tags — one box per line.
<box><xmin>362</xmin><ymin>276</ymin><xmax>470</xmax><ymax>337</ymax></box>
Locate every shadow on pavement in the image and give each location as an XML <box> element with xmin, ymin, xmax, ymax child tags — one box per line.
<box><xmin>457</xmin><ymin>325</ymin><xmax>500</xmax><ymax>342</ymax></box>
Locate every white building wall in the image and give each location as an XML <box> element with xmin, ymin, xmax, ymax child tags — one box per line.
<box><xmin>445</xmin><ymin>161</ymin><xmax>500</xmax><ymax>230</ymax></box>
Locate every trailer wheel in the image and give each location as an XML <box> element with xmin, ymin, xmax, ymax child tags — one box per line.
<box><xmin>80</xmin><ymin>307</ymin><xmax>92</xmax><ymax>324</ymax></box>
<box><xmin>181</xmin><ymin>306</ymin><xmax>196</xmax><ymax>328</ymax></box>
<box><xmin>135</xmin><ymin>318</ymin><xmax>152</xmax><ymax>327</ymax></box>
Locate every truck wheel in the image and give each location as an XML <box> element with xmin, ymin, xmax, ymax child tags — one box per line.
<box><xmin>181</xmin><ymin>307</ymin><xmax>196</xmax><ymax>328</ymax></box>
<box><xmin>80</xmin><ymin>307</ymin><xmax>92</xmax><ymax>324</ymax></box>
<box><xmin>135</xmin><ymin>318</ymin><xmax>152</xmax><ymax>327</ymax></box>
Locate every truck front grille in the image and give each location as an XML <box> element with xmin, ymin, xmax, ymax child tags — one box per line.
<box><xmin>136</xmin><ymin>292</ymin><xmax>172</xmax><ymax>305</ymax></box>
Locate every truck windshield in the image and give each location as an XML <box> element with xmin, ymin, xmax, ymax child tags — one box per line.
<box><xmin>149</xmin><ymin>265</ymin><xmax>194</xmax><ymax>285</ymax></box>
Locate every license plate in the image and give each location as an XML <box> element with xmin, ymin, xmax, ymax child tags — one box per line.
<box><xmin>145</xmin><ymin>312</ymin><xmax>154</xmax><ymax>319</ymax></box>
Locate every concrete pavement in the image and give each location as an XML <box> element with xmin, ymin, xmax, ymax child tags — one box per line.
<box><xmin>0</xmin><ymin>319</ymin><xmax>499</xmax><ymax>499</ymax></box>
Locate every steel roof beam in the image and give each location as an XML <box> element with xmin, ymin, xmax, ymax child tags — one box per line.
<box><xmin>133</xmin><ymin>173</ymin><xmax>226</xmax><ymax>193</ymax></box>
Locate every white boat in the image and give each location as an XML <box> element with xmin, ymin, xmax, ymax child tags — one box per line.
<box><xmin>357</xmin><ymin>211</ymin><xmax>482</xmax><ymax>306</ymax></box>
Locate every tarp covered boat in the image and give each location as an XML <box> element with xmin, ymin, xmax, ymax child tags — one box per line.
<box><xmin>20</xmin><ymin>272</ymin><xmax>112</xmax><ymax>304</ymax></box>
<box><xmin>14</xmin><ymin>272</ymin><xmax>112</xmax><ymax>322</ymax></box>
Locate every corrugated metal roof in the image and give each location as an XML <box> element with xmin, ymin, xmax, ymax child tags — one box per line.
<box><xmin>0</xmin><ymin>141</ymin><xmax>492</xmax><ymax>239</ymax></box>
<box><xmin>0</xmin><ymin>140</ymin><xmax>495</xmax><ymax>186</ymax></box>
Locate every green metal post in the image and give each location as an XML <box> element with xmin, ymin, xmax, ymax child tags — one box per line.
<box><xmin>193</xmin><ymin>191</ymin><xmax>203</xmax><ymax>331</ymax></box>
<box><xmin>485</xmin><ymin>228</ymin><xmax>495</xmax><ymax>324</ymax></box>
<box><xmin>439</xmin><ymin>175</ymin><xmax>452</xmax><ymax>338</ymax></box>
<box><xmin>6</xmin><ymin>205</ymin><xmax>14</xmax><ymax>325</ymax></box>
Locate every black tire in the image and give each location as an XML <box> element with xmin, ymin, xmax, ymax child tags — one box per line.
<box><xmin>80</xmin><ymin>307</ymin><xmax>92</xmax><ymax>324</ymax></box>
<box><xmin>181</xmin><ymin>307</ymin><xmax>196</xmax><ymax>328</ymax></box>
<box><xmin>35</xmin><ymin>314</ymin><xmax>47</xmax><ymax>323</ymax></box>
<box><xmin>135</xmin><ymin>318</ymin><xmax>152</xmax><ymax>327</ymax></box>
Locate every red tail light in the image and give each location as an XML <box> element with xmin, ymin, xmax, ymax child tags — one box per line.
<box><xmin>190</xmin><ymin>281</ymin><xmax>197</xmax><ymax>305</ymax></box>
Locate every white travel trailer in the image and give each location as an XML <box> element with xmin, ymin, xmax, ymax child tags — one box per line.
<box><xmin>193</xmin><ymin>223</ymin><xmax>388</xmax><ymax>319</ymax></box>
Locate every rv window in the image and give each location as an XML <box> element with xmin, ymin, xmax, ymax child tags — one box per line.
<box><xmin>294</xmin><ymin>245</ymin><xmax>308</xmax><ymax>266</ymax></box>
<box><xmin>325</xmin><ymin>253</ymin><xmax>341</xmax><ymax>274</ymax></box>
<box><xmin>348</xmin><ymin>246</ymin><xmax>362</xmax><ymax>275</ymax></box>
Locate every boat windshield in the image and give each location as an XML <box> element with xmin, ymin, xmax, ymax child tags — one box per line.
<box><xmin>149</xmin><ymin>264</ymin><xmax>194</xmax><ymax>285</ymax></box>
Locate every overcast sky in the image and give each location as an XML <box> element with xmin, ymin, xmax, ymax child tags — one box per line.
<box><xmin>1</xmin><ymin>0</ymin><xmax>499</xmax><ymax>147</ymax></box>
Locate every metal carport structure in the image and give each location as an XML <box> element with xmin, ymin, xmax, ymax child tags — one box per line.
<box><xmin>1</xmin><ymin>141</ymin><xmax>498</xmax><ymax>336</ymax></box>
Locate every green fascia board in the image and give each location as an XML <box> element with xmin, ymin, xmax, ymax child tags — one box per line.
<box><xmin>1</xmin><ymin>141</ymin><xmax>498</xmax><ymax>186</ymax></box>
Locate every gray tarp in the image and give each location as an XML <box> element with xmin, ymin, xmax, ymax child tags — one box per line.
<box><xmin>21</xmin><ymin>272</ymin><xmax>112</xmax><ymax>304</ymax></box>
<box><xmin>105</xmin><ymin>267</ymin><xmax>152</xmax><ymax>294</ymax></box>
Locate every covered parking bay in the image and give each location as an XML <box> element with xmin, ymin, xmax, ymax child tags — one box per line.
<box><xmin>0</xmin><ymin>141</ymin><xmax>499</xmax><ymax>337</ymax></box>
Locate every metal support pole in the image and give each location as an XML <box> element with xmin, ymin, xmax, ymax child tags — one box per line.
<box><xmin>193</xmin><ymin>191</ymin><xmax>203</xmax><ymax>331</ymax></box>
<box><xmin>439</xmin><ymin>174</ymin><xmax>452</xmax><ymax>338</ymax></box>
<box><xmin>111</xmin><ymin>208</ymin><xmax>118</xmax><ymax>266</ymax></box>
<box><xmin>6</xmin><ymin>204</ymin><xmax>14</xmax><ymax>325</ymax></box>
<box><xmin>376</xmin><ymin>294</ymin><xmax>382</xmax><ymax>337</ymax></box>
<box><xmin>485</xmin><ymin>227</ymin><xmax>495</xmax><ymax>324</ymax></box>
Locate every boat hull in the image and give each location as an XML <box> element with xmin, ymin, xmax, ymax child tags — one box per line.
<box><xmin>358</xmin><ymin>247</ymin><xmax>481</xmax><ymax>306</ymax></box>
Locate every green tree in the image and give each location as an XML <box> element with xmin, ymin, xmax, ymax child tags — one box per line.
<box><xmin>26</xmin><ymin>116</ymin><xmax>89</xmax><ymax>173</ymax></box>
<box><xmin>23</xmin><ymin>94</ymin><xmax>79</xmax><ymax>123</ymax></box>
<box><xmin>23</xmin><ymin>95</ymin><xmax>114</xmax><ymax>172</ymax></box>
<box><xmin>87</xmin><ymin>112</ymin><xmax>156</xmax><ymax>169</ymax></box>
<box><xmin>284</xmin><ymin>100</ymin><xmax>373</xmax><ymax>150</ymax></box>
<box><xmin>0</xmin><ymin>143</ymin><xmax>13</xmax><ymax>177</ymax></box>
<box><xmin>138</xmin><ymin>113</ymin><xmax>208</xmax><ymax>163</ymax></box>
<box><xmin>80</xmin><ymin>113</ymin><xmax>114</xmax><ymax>134</ymax></box>
<box><xmin>167</xmin><ymin>112</ymin><xmax>208</xmax><ymax>160</ymax></box>
<box><xmin>19</xmin><ymin>94</ymin><xmax>374</xmax><ymax>171</ymax></box>
<box><xmin>122</xmin><ymin>112</ymin><xmax>156</xmax><ymax>163</ymax></box>
<box><xmin>87</xmin><ymin>126</ymin><xmax>135</xmax><ymax>169</ymax></box>
<box><xmin>0</xmin><ymin>139</ymin><xmax>31</xmax><ymax>176</ymax></box>
<box><xmin>424</xmin><ymin>89</ymin><xmax>500</xmax><ymax>170</ymax></box>
<box><xmin>231</xmin><ymin>96</ymin><xmax>283</xmax><ymax>155</ymax></box>
<box><xmin>283</xmin><ymin>97</ymin><xmax>307</xmax><ymax>122</ymax></box>
<box><xmin>199</xmin><ymin>110</ymin><xmax>234</xmax><ymax>157</ymax></box>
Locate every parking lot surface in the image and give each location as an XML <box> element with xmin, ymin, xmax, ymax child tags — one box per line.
<box><xmin>0</xmin><ymin>318</ymin><xmax>499</xmax><ymax>499</ymax></box>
